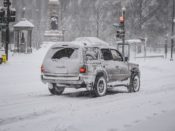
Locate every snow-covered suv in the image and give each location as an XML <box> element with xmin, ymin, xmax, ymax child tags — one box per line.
<box><xmin>41</xmin><ymin>37</ymin><xmax>140</xmax><ymax>97</ymax></box>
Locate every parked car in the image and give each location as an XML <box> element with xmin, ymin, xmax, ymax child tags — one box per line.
<box><xmin>41</xmin><ymin>37</ymin><xmax>140</xmax><ymax>97</ymax></box>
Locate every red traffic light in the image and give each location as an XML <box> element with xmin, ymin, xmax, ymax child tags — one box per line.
<box><xmin>120</xmin><ymin>16</ymin><xmax>124</xmax><ymax>23</ymax></box>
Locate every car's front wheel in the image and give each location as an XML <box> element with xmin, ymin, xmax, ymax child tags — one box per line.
<box><xmin>93</xmin><ymin>76</ymin><xmax>107</xmax><ymax>97</ymax></box>
<box><xmin>48</xmin><ymin>83</ymin><xmax>65</xmax><ymax>95</ymax></box>
<box><xmin>128</xmin><ymin>73</ymin><xmax>140</xmax><ymax>93</ymax></box>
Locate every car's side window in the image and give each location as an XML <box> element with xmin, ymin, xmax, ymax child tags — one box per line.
<box><xmin>85</xmin><ymin>47</ymin><xmax>99</xmax><ymax>61</ymax></box>
<box><xmin>101</xmin><ymin>49</ymin><xmax>113</xmax><ymax>61</ymax></box>
<box><xmin>111</xmin><ymin>49</ymin><xmax>123</xmax><ymax>61</ymax></box>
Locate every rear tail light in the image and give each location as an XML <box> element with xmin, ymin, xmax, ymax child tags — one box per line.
<box><xmin>80</xmin><ymin>66</ymin><xmax>87</xmax><ymax>73</ymax></box>
<box><xmin>41</xmin><ymin>65</ymin><xmax>45</xmax><ymax>73</ymax></box>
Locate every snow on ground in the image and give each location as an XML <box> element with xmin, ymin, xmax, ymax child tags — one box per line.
<box><xmin>0</xmin><ymin>44</ymin><xmax>175</xmax><ymax>131</ymax></box>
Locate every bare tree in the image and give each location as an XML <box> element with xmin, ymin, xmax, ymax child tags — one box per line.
<box><xmin>129</xmin><ymin>0</ymin><xmax>167</xmax><ymax>37</ymax></box>
<box><xmin>95</xmin><ymin>0</ymin><xmax>116</xmax><ymax>38</ymax></box>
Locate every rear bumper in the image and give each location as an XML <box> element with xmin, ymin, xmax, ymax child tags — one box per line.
<box><xmin>41</xmin><ymin>75</ymin><xmax>82</xmax><ymax>83</ymax></box>
<box><xmin>41</xmin><ymin>74</ymin><xmax>94</xmax><ymax>89</ymax></box>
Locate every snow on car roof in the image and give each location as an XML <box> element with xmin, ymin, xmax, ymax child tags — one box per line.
<box><xmin>74</xmin><ymin>37</ymin><xmax>109</xmax><ymax>47</ymax></box>
<box><xmin>50</xmin><ymin>37</ymin><xmax>110</xmax><ymax>49</ymax></box>
<box><xmin>50</xmin><ymin>42</ymin><xmax>80</xmax><ymax>49</ymax></box>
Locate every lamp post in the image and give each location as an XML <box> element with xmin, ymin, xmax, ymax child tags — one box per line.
<box><xmin>122</xmin><ymin>7</ymin><xmax>126</xmax><ymax>59</ymax></box>
<box><xmin>5</xmin><ymin>0</ymin><xmax>10</xmax><ymax>61</ymax></box>
<box><xmin>1</xmin><ymin>0</ymin><xmax>16</xmax><ymax>61</ymax></box>
<box><xmin>113</xmin><ymin>7</ymin><xmax>126</xmax><ymax>60</ymax></box>
<box><xmin>22</xmin><ymin>7</ymin><xmax>26</xmax><ymax>18</ymax></box>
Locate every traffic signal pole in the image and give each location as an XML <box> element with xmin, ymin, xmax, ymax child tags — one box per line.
<box><xmin>5</xmin><ymin>1</ymin><xmax>10</xmax><ymax>61</ymax></box>
<box><xmin>113</xmin><ymin>7</ymin><xmax>126</xmax><ymax>61</ymax></box>
<box><xmin>122</xmin><ymin>7</ymin><xmax>126</xmax><ymax>60</ymax></box>
<box><xmin>2</xmin><ymin>0</ymin><xmax>16</xmax><ymax>61</ymax></box>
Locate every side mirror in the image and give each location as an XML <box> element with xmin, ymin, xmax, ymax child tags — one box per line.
<box><xmin>125</xmin><ymin>57</ymin><xmax>129</xmax><ymax>62</ymax></box>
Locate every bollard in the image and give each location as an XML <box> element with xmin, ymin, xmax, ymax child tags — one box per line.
<box><xmin>2</xmin><ymin>55</ymin><xmax>7</xmax><ymax>63</ymax></box>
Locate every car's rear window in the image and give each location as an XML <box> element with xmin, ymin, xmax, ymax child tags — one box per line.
<box><xmin>52</xmin><ymin>48</ymin><xmax>78</xmax><ymax>59</ymax></box>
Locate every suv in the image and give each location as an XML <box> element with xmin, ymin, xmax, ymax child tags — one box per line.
<box><xmin>41</xmin><ymin>38</ymin><xmax>140</xmax><ymax>97</ymax></box>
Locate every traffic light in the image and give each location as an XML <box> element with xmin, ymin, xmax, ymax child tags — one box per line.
<box><xmin>113</xmin><ymin>15</ymin><xmax>125</xmax><ymax>39</ymax></box>
<box><xmin>119</xmin><ymin>16</ymin><xmax>124</xmax><ymax>24</ymax></box>
<box><xmin>3</xmin><ymin>0</ymin><xmax>11</xmax><ymax>7</ymax></box>
<box><xmin>0</xmin><ymin>8</ymin><xmax>5</xmax><ymax>17</ymax></box>
<box><xmin>116</xmin><ymin>30</ymin><xmax>125</xmax><ymax>39</ymax></box>
<box><xmin>0</xmin><ymin>8</ymin><xmax>5</xmax><ymax>23</ymax></box>
<box><xmin>9</xmin><ymin>8</ymin><xmax>16</xmax><ymax>22</ymax></box>
<box><xmin>116</xmin><ymin>30</ymin><xmax>120</xmax><ymax>38</ymax></box>
<box><xmin>119</xmin><ymin>16</ymin><xmax>125</xmax><ymax>29</ymax></box>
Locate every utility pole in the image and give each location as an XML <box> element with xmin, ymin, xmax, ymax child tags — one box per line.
<box><xmin>113</xmin><ymin>7</ymin><xmax>126</xmax><ymax>60</ymax></box>
<box><xmin>1</xmin><ymin>0</ymin><xmax>16</xmax><ymax>61</ymax></box>
<box><xmin>5</xmin><ymin>0</ymin><xmax>10</xmax><ymax>61</ymax></box>
<box><xmin>170</xmin><ymin>0</ymin><xmax>175</xmax><ymax>61</ymax></box>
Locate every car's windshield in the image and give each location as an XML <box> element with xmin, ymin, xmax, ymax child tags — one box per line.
<box><xmin>101</xmin><ymin>49</ymin><xmax>113</xmax><ymax>60</ymax></box>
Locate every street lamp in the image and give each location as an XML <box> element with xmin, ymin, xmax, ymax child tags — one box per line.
<box><xmin>22</xmin><ymin>7</ymin><xmax>26</xmax><ymax>18</ymax></box>
<box><xmin>122</xmin><ymin>7</ymin><xmax>126</xmax><ymax>16</ymax></box>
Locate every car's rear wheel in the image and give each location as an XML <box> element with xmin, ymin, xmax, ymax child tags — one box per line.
<box><xmin>48</xmin><ymin>83</ymin><xmax>65</xmax><ymax>95</ymax></box>
<box><xmin>128</xmin><ymin>73</ymin><xmax>140</xmax><ymax>93</ymax></box>
<box><xmin>93</xmin><ymin>76</ymin><xmax>107</xmax><ymax>97</ymax></box>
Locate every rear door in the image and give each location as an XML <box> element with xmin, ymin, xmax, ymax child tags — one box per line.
<box><xmin>111</xmin><ymin>49</ymin><xmax>129</xmax><ymax>81</ymax></box>
<box><xmin>100</xmin><ymin>48</ymin><xmax>115</xmax><ymax>82</ymax></box>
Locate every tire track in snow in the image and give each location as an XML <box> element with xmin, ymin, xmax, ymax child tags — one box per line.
<box><xmin>0</xmin><ymin>109</ymin><xmax>56</xmax><ymax>126</ymax></box>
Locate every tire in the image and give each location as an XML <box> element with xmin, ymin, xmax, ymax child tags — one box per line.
<box><xmin>48</xmin><ymin>83</ymin><xmax>65</xmax><ymax>95</ymax></box>
<box><xmin>128</xmin><ymin>73</ymin><xmax>140</xmax><ymax>93</ymax></box>
<box><xmin>93</xmin><ymin>76</ymin><xmax>107</xmax><ymax>97</ymax></box>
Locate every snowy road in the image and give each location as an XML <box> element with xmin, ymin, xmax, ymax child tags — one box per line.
<box><xmin>0</xmin><ymin>46</ymin><xmax>175</xmax><ymax>131</ymax></box>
